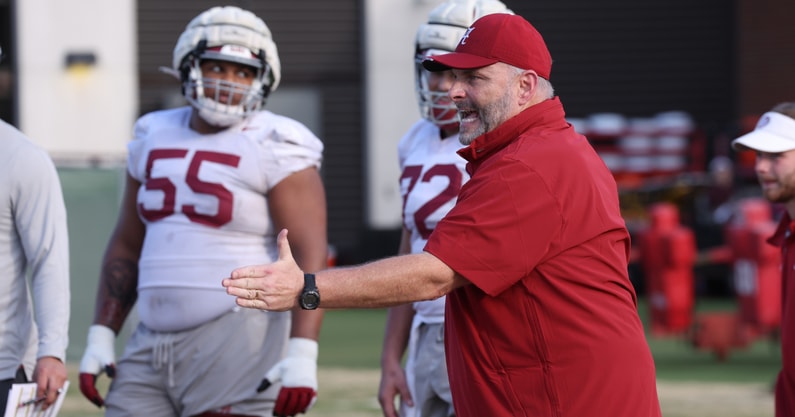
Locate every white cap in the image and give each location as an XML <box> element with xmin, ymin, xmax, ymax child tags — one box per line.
<box><xmin>732</xmin><ymin>112</ymin><xmax>795</xmax><ymax>153</ymax></box>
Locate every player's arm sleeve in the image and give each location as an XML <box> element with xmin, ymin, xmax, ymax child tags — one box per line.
<box><xmin>13</xmin><ymin>147</ymin><xmax>70</xmax><ymax>362</ymax></box>
<box><xmin>261</xmin><ymin>119</ymin><xmax>324</xmax><ymax>189</ymax></box>
<box><xmin>126</xmin><ymin>115</ymin><xmax>150</xmax><ymax>182</ymax></box>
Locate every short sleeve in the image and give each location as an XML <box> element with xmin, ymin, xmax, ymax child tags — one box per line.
<box><xmin>256</xmin><ymin>114</ymin><xmax>324</xmax><ymax>190</ymax></box>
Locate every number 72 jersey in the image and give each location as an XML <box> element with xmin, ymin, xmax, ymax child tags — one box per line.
<box><xmin>398</xmin><ymin>119</ymin><xmax>469</xmax><ymax>255</ymax></box>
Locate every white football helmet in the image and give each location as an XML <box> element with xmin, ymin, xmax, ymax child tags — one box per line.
<box><xmin>414</xmin><ymin>0</ymin><xmax>513</xmax><ymax>128</ymax></box>
<box><xmin>172</xmin><ymin>6</ymin><xmax>281</xmax><ymax>127</ymax></box>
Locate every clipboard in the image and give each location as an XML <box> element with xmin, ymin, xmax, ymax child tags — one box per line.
<box><xmin>4</xmin><ymin>381</ymin><xmax>69</xmax><ymax>417</ymax></box>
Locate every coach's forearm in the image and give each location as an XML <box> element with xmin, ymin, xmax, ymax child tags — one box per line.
<box><xmin>315</xmin><ymin>252</ymin><xmax>462</xmax><ymax>309</ymax></box>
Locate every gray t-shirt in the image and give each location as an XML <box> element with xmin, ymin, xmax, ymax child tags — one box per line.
<box><xmin>0</xmin><ymin>120</ymin><xmax>70</xmax><ymax>379</ymax></box>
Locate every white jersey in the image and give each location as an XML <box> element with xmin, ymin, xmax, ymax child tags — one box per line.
<box><xmin>128</xmin><ymin>106</ymin><xmax>322</xmax><ymax>331</ymax></box>
<box><xmin>398</xmin><ymin>120</ymin><xmax>468</xmax><ymax>322</ymax></box>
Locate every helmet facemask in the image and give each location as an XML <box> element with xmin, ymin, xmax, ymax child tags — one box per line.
<box><xmin>415</xmin><ymin>49</ymin><xmax>459</xmax><ymax>129</ymax></box>
<box><xmin>181</xmin><ymin>43</ymin><xmax>272</xmax><ymax>127</ymax></box>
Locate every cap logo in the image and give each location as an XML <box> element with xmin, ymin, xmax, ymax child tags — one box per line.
<box><xmin>217</xmin><ymin>44</ymin><xmax>256</xmax><ymax>60</ymax></box>
<box><xmin>460</xmin><ymin>27</ymin><xmax>475</xmax><ymax>45</ymax></box>
<box><xmin>757</xmin><ymin>115</ymin><xmax>770</xmax><ymax>129</ymax></box>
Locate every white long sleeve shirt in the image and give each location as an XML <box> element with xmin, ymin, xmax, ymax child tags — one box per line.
<box><xmin>0</xmin><ymin>120</ymin><xmax>70</xmax><ymax>379</ymax></box>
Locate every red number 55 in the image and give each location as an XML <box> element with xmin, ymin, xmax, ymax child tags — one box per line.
<box><xmin>138</xmin><ymin>149</ymin><xmax>241</xmax><ymax>228</ymax></box>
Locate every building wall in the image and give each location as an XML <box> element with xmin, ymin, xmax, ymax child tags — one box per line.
<box><xmin>363</xmin><ymin>0</ymin><xmax>442</xmax><ymax>231</ymax></box>
<box><xmin>504</xmin><ymin>0</ymin><xmax>735</xmax><ymax>125</ymax></box>
<box><xmin>736</xmin><ymin>0</ymin><xmax>795</xmax><ymax>118</ymax></box>
<box><xmin>14</xmin><ymin>0</ymin><xmax>137</xmax><ymax>164</ymax></box>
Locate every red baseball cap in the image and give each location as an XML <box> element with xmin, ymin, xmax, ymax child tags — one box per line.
<box><xmin>422</xmin><ymin>13</ymin><xmax>552</xmax><ymax>79</ymax></box>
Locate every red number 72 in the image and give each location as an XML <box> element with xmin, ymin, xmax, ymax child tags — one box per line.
<box><xmin>400</xmin><ymin>164</ymin><xmax>463</xmax><ymax>239</ymax></box>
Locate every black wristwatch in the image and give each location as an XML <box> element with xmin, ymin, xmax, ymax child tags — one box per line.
<box><xmin>299</xmin><ymin>273</ymin><xmax>321</xmax><ymax>310</ymax></box>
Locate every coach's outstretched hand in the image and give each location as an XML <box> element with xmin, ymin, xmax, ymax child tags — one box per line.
<box><xmin>222</xmin><ymin>229</ymin><xmax>303</xmax><ymax>312</ymax></box>
<box><xmin>79</xmin><ymin>325</ymin><xmax>117</xmax><ymax>407</ymax></box>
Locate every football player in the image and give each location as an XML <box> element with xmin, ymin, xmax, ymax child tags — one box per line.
<box><xmin>78</xmin><ymin>6</ymin><xmax>327</xmax><ymax>417</ymax></box>
<box><xmin>377</xmin><ymin>1</ymin><xmax>512</xmax><ymax>417</ymax></box>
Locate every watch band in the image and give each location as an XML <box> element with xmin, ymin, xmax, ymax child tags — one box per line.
<box><xmin>300</xmin><ymin>273</ymin><xmax>320</xmax><ymax>310</ymax></box>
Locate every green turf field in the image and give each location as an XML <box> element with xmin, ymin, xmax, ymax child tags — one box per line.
<box><xmin>59</xmin><ymin>167</ymin><xmax>136</xmax><ymax>360</ymax></box>
<box><xmin>60</xmin><ymin>306</ymin><xmax>780</xmax><ymax>417</ymax></box>
<box><xmin>318</xmin><ymin>305</ymin><xmax>781</xmax><ymax>383</ymax></box>
<box><xmin>57</xmin><ymin>168</ymin><xmax>780</xmax><ymax>417</ymax></box>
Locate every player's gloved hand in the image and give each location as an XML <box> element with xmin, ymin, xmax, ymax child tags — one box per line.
<box><xmin>257</xmin><ymin>337</ymin><xmax>318</xmax><ymax>417</ymax></box>
<box><xmin>79</xmin><ymin>325</ymin><xmax>117</xmax><ymax>408</ymax></box>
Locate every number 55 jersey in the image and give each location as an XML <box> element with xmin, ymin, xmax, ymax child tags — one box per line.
<box><xmin>127</xmin><ymin>106</ymin><xmax>322</xmax><ymax>331</ymax></box>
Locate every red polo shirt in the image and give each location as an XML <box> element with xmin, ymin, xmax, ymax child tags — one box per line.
<box><xmin>425</xmin><ymin>98</ymin><xmax>661</xmax><ymax>417</ymax></box>
<box><xmin>768</xmin><ymin>213</ymin><xmax>795</xmax><ymax>417</ymax></box>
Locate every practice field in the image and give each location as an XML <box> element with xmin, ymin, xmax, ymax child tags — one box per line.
<box><xmin>59</xmin><ymin>310</ymin><xmax>779</xmax><ymax>417</ymax></box>
<box><xmin>58</xmin><ymin>168</ymin><xmax>779</xmax><ymax>417</ymax></box>
<box><xmin>59</xmin><ymin>309</ymin><xmax>780</xmax><ymax>417</ymax></box>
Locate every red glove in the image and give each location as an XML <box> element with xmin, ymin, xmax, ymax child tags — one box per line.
<box><xmin>78</xmin><ymin>325</ymin><xmax>116</xmax><ymax>407</ymax></box>
<box><xmin>257</xmin><ymin>338</ymin><xmax>318</xmax><ymax>417</ymax></box>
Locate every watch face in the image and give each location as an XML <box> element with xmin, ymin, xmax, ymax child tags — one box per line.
<box><xmin>302</xmin><ymin>291</ymin><xmax>320</xmax><ymax>309</ymax></box>
<box><xmin>300</xmin><ymin>273</ymin><xmax>320</xmax><ymax>309</ymax></box>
